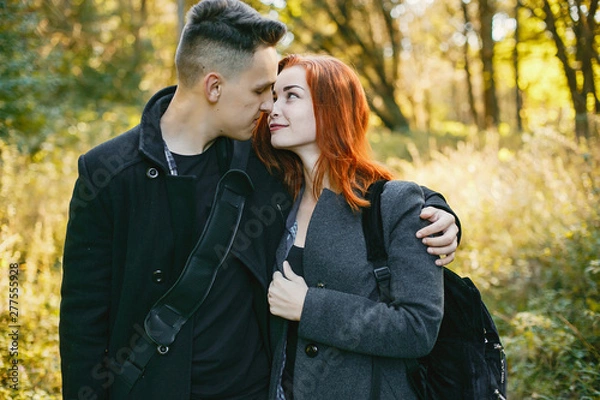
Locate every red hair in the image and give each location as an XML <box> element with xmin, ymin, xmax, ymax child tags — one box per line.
<box><xmin>253</xmin><ymin>54</ymin><xmax>394</xmax><ymax>211</ymax></box>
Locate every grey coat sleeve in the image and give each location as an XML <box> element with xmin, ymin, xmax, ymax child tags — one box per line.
<box><xmin>298</xmin><ymin>181</ymin><xmax>444</xmax><ymax>359</ymax></box>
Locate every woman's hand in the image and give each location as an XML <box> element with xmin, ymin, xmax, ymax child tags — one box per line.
<box><xmin>268</xmin><ymin>261</ymin><xmax>308</xmax><ymax>321</ymax></box>
<box><xmin>417</xmin><ymin>207</ymin><xmax>459</xmax><ymax>266</ymax></box>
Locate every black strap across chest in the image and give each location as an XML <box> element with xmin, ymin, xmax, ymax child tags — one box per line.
<box><xmin>115</xmin><ymin>139</ymin><xmax>254</xmax><ymax>393</ymax></box>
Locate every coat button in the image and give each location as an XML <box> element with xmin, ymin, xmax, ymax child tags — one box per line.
<box><xmin>152</xmin><ymin>269</ymin><xmax>164</xmax><ymax>283</ymax></box>
<box><xmin>305</xmin><ymin>343</ymin><xmax>319</xmax><ymax>358</ymax></box>
<box><xmin>316</xmin><ymin>282</ymin><xmax>325</xmax><ymax>288</ymax></box>
<box><xmin>146</xmin><ymin>167</ymin><xmax>159</xmax><ymax>179</ymax></box>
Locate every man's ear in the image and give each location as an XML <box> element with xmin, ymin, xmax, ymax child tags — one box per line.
<box><xmin>204</xmin><ymin>73</ymin><xmax>222</xmax><ymax>103</ymax></box>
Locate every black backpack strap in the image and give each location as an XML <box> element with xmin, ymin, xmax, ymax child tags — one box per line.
<box><xmin>363</xmin><ymin>180</ymin><xmax>388</xmax><ymax>400</ymax></box>
<box><xmin>362</xmin><ymin>179</ymin><xmax>393</xmax><ymax>304</ymax></box>
<box><xmin>363</xmin><ymin>179</ymin><xmax>427</xmax><ymax>400</ymax></box>
<box><xmin>216</xmin><ymin>138</ymin><xmax>252</xmax><ymax>174</ymax></box>
<box><xmin>229</xmin><ymin>139</ymin><xmax>251</xmax><ymax>170</ymax></box>
<box><xmin>116</xmin><ymin>140</ymin><xmax>254</xmax><ymax>392</ymax></box>
<box><xmin>143</xmin><ymin>170</ymin><xmax>253</xmax><ymax>346</ymax></box>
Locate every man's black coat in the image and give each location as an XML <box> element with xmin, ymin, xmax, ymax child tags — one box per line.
<box><xmin>59</xmin><ymin>87</ymin><xmax>292</xmax><ymax>399</ymax></box>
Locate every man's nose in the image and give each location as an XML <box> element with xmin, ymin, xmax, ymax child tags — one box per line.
<box><xmin>260</xmin><ymin>93</ymin><xmax>274</xmax><ymax>113</ymax></box>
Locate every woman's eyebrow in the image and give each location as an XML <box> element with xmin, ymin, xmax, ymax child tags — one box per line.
<box><xmin>282</xmin><ymin>84</ymin><xmax>305</xmax><ymax>92</ymax></box>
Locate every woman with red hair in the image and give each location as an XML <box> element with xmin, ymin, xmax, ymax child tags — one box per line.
<box><xmin>254</xmin><ymin>54</ymin><xmax>454</xmax><ymax>399</ymax></box>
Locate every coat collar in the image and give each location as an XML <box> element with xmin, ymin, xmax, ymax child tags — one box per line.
<box><xmin>138</xmin><ymin>85</ymin><xmax>177</xmax><ymax>173</ymax></box>
<box><xmin>274</xmin><ymin>187</ymin><xmax>345</xmax><ymax>272</ymax></box>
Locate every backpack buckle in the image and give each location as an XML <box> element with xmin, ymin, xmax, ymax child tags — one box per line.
<box><xmin>373</xmin><ymin>266</ymin><xmax>391</xmax><ymax>283</ymax></box>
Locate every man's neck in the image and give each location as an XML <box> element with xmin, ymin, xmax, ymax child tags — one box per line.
<box><xmin>160</xmin><ymin>88</ymin><xmax>217</xmax><ymax>155</ymax></box>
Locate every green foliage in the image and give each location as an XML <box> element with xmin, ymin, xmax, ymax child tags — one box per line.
<box><xmin>505</xmin><ymin>223</ymin><xmax>600</xmax><ymax>398</ymax></box>
<box><xmin>37</xmin><ymin>0</ymin><xmax>149</xmax><ymax>104</ymax></box>
<box><xmin>0</xmin><ymin>1</ymin><xmax>60</xmax><ymax>150</ymax></box>
<box><xmin>1</xmin><ymin>0</ymin><xmax>153</xmax><ymax>152</ymax></box>
<box><xmin>507</xmin><ymin>306</ymin><xmax>600</xmax><ymax>399</ymax></box>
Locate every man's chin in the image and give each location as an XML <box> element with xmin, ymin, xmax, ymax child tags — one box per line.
<box><xmin>220</xmin><ymin>129</ymin><xmax>253</xmax><ymax>142</ymax></box>
<box><xmin>233</xmin><ymin>131</ymin><xmax>253</xmax><ymax>142</ymax></box>
<box><xmin>240</xmin><ymin>130</ymin><xmax>254</xmax><ymax>141</ymax></box>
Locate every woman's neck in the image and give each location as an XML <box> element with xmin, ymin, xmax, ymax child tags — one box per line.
<box><xmin>300</xmin><ymin>155</ymin><xmax>332</xmax><ymax>200</ymax></box>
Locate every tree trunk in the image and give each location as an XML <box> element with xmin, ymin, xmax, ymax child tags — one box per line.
<box><xmin>366</xmin><ymin>80</ymin><xmax>410</xmax><ymax>132</ymax></box>
<box><xmin>132</xmin><ymin>0</ymin><xmax>147</xmax><ymax>68</ymax></box>
<box><xmin>577</xmin><ymin>0</ymin><xmax>599</xmax><ymax>114</ymax></box>
<box><xmin>478</xmin><ymin>0</ymin><xmax>500</xmax><ymax>129</ymax></box>
<box><xmin>542</xmin><ymin>0</ymin><xmax>590</xmax><ymax>141</ymax></box>
<box><xmin>287</xmin><ymin>0</ymin><xmax>410</xmax><ymax>133</ymax></box>
<box><xmin>514</xmin><ymin>0</ymin><xmax>523</xmax><ymax>132</ymax></box>
<box><xmin>461</xmin><ymin>0</ymin><xmax>482</xmax><ymax>129</ymax></box>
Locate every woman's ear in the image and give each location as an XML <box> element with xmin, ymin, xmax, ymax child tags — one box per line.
<box><xmin>204</xmin><ymin>73</ymin><xmax>222</xmax><ymax>103</ymax></box>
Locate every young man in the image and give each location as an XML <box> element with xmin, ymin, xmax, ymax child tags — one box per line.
<box><xmin>59</xmin><ymin>1</ymin><xmax>459</xmax><ymax>399</ymax></box>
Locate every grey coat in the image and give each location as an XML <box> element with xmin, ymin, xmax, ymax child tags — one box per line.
<box><xmin>269</xmin><ymin>181</ymin><xmax>444</xmax><ymax>400</ymax></box>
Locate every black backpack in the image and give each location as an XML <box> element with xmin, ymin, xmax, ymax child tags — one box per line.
<box><xmin>363</xmin><ymin>180</ymin><xmax>508</xmax><ymax>400</ymax></box>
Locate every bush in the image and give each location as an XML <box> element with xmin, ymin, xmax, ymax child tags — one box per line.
<box><xmin>0</xmin><ymin>140</ymin><xmax>74</xmax><ymax>398</ymax></box>
<box><xmin>382</xmin><ymin>129</ymin><xmax>600</xmax><ymax>398</ymax></box>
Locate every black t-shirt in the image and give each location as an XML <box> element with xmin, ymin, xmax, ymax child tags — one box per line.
<box><xmin>171</xmin><ymin>146</ymin><xmax>270</xmax><ymax>399</ymax></box>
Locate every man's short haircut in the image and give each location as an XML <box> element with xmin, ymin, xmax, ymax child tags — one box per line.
<box><xmin>175</xmin><ymin>0</ymin><xmax>286</xmax><ymax>87</ymax></box>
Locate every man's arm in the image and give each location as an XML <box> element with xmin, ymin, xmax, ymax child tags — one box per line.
<box><xmin>418</xmin><ymin>186</ymin><xmax>462</xmax><ymax>266</ymax></box>
<box><xmin>60</xmin><ymin>155</ymin><xmax>113</xmax><ymax>400</ymax></box>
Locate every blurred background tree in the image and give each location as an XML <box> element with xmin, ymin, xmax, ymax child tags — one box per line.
<box><xmin>272</xmin><ymin>0</ymin><xmax>411</xmax><ymax>131</ymax></box>
<box><xmin>521</xmin><ymin>0</ymin><xmax>599</xmax><ymax>141</ymax></box>
<box><xmin>3</xmin><ymin>0</ymin><xmax>598</xmax><ymax>146</ymax></box>
<box><xmin>0</xmin><ymin>1</ymin><xmax>57</xmax><ymax>151</ymax></box>
<box><xmin>0</xmin><ymin>0</ymin><xmax>598</xmax><ymax>398</ymax></box>
<box><xmin>0</xmin><ymin>0</ymin><xmax>156</xmax><ymax>151</ymax></box>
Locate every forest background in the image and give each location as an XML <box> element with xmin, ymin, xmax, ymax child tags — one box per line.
<box><xmin>0</xmin><ymin>0</ymin><xmax>599</xmax><ymax>398</ymax></box>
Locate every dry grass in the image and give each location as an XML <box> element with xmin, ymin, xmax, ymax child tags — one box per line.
<box><xmin>0</xmin><ymin>129</ymin><xmax>598</xmax><ymax>398</ymax></box>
